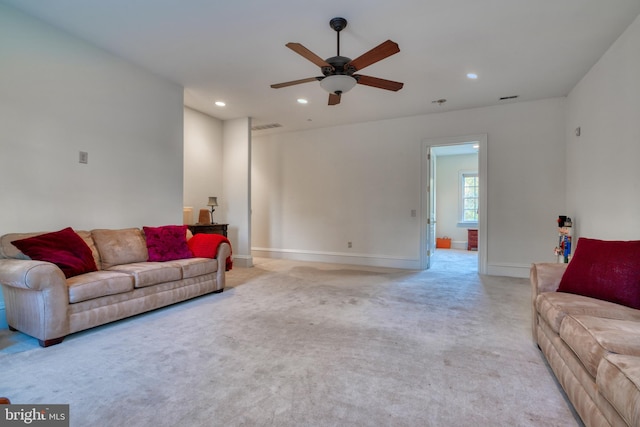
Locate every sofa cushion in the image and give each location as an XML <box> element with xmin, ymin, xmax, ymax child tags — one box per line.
<box><xmin>560</xmin><ymin>315</ymin><xmax>640</xmax><ymax>378</ymax></box>
<box><xmin>11</xmin><ymin>227</ymin><xmax>98</xmax><ymax>278</ymax></box>
<box><xmin>67</xmin><ymin>271</ymin><xmax>135</xmax><ymax>303</ymax></box>
<box><xmin>91</xmin><ymin>228</ymin><xmax>148</xmax><ymax>269</ymax></box>
<box><xmin>167</xmin><ymin>258</ymin><xmax>217</xmax><ymax>279</ymax></box>
<box><xmin>143</xmin><ymin>225</ymin><xmax>193</xmax><ymax>262</ymax></box>
<box><xmin>536</xmin><ymin>291</ymin><xmax>640</xmax><ymax>334</ymax></box>
<box><xmin>597</xmin><ymin>354</ymin><xmax>640</xmax><ymax>427</ymax></box>
<box><xmin>108</xmin><ymin>262</ymin><xmax>182</xmax><ymax>288</ymax></box>
<box><xmin>558</xmin><ymin>238</ymin><xmax>640</xmax><ymax>309</ymax></box>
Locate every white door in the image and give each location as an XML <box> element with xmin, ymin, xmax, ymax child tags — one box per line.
<box><xmin>424</xmin><ymin>147</ymin><xmax>436</xmax><ymax>269</ymax></box>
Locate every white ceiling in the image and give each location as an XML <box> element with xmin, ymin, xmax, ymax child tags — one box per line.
<box><xmin>3</xmin><ymin>0</ymin><xmax>640</xmax><ymax>135</ymax></box>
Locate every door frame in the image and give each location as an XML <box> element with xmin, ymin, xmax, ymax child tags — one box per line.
<box><xmin>420</xmin><ymin>134</ymin><xmax>488</xmax><ymax>274</ymax></box>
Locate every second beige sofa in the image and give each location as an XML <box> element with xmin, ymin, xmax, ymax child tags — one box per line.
<box><xmin>531</xmin><ymin>262</ymin><xmax>640</xmax><ymax>427</ymax></box>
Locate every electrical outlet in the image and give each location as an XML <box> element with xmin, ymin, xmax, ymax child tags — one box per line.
<box><xmin>348</xmin><ymin>241</ymin><xmax>352</xmax><ymax>248</ymax></box>
<box><xmin>411</xmin><ymin>209</ymin><xmax>417</xmax><ymax>217</ymax></box>
<box><xmin>79</xmin><ymin>151</ymin><xmax>88</xmax><ymax>164</ymax></box>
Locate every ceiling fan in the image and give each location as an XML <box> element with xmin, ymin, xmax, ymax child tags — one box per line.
<box><xmin>270</xmin><ymin>17</ymin><xmax>404</xmax><ymax>105</ymax></box>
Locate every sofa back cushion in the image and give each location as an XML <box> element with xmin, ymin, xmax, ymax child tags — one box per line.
<box><xmin>1</xmin><ymin>232</ymin><xmax>44</xmax><ymax>259</ymax></box>
<box><xmin>558</xmin><ymin>238</ymin><xmax>640</xmax><ymax>309</ymax></box>
<box><xmin>75</xmin><ymin>230</ymin><xmax>102</xmax><ymax>270</ymax></box>
<box><xmin>91</xmin><ymin>228</ymin><xmax>148</xmax><ymax>269</ymax></box>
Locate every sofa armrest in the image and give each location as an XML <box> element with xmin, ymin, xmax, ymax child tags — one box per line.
<box><xmin>215</xmin><ymin>242</ymin><xmax>231</xmax><ymax>291</ymax></box>
<box><xmin>531</xmin><ymin>262</ymin><xmax>567</xmax><ymax>295</ymax></box>
<box><xmin>530</xmin><ymin>262</ymin><xmax>568</xmax><ymax>343</ymax></box>
<box><xmin>0</xmin><ymin>259</ymin><xmax>70</xmax><ymax>344</ymax></box>
<box><xmin>0</xmin><ymin>259</ymin><xmax>66</xmax><ymax>290</ymax></box>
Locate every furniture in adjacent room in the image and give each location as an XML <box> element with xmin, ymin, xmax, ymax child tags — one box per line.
<box><xmin>467</xmin><ymin>229</ymin><xmax>478</xmax><ymax>251</ymax></box>
<box><xmin>187</xmin><ymin>223</ymin><xmax>228</xmax><ymax>237</ymax></box>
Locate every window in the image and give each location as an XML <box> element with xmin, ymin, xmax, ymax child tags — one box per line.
<box><xmin>460</xmin><ymin>172</ymin><xmax>478</xmax><ymax>224</ymax></box>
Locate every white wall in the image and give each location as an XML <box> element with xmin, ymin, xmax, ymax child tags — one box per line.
<box><xmin>223</xmin><ymin>118</ymin><xmax>253</xmax><ymax>267</ymax></box>
<box><xmin>183</xmin><ymin>107</ymin><xmax>224</xmax><ymax>224</ymax></box>
<box><xmin>566</xmin><ymin>14</ymin><xmax>640</xmax><ymax>241</ymax></box>
<box><xmin>435</xmin><ymin>154</ymin><xmax>478</xmax><ymax>247</ymax></box>
<box><xmin>0</xmin><ymin>4</ymin><xmax>184</xmax><ymax>327</ymax></box>
<box><xmin>252</xmin><ymin>97</ymin><xmax>567</xmax><ymax>274</ymax></box>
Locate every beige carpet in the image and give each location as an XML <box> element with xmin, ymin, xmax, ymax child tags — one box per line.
<box><xmin>0</xmin><ymin>250</ymin><xmax>580</xmax><ymax>426</ymax></box>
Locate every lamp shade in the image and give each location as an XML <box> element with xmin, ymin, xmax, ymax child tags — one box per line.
<box><xmin>207</xmin><ymin>197</ymin><xmax>218</xmax><ymax>207</ymax></box>
<box><xmin>320</xmin><ymin>75</ymin><xmax>357</xmax><ymax>94</ymax></box>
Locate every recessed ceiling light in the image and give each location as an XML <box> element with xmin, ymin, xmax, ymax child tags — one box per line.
<box><xmin>297</xmin><ymin>98</ymin><xmax>308</xmax><ymax>104</ymax></box>
<box><xmin>467</xmin><ymin>73</ymin><xmax>478</xmax><ymax>79</ymax></box>
<box><xmin>214</xmin><ymin>101</ymin><xmax>226</xmax><ymax>107</ymax></box>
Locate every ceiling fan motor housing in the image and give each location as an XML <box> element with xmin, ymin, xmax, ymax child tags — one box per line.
<box><xmin>322</xmin><ymin>56</ymin><xmax>353</xmax><ymax>76</ymax></box>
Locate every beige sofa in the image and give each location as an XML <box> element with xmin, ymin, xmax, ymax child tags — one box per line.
<box><xmin>531</xmin><ymin>263</ymin><xmax>640</xmax><ymax>427</ymax></box>
<box><xmin>0</xmin><ymin>227</ymin><xmax>230</xmax><ymax>347</ymax></box>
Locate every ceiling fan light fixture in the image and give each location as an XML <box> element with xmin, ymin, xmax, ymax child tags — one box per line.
<box><xmin>320</xmin><ymin>75</ymin><xmax>357</xmax><ymax>95</ymax></box>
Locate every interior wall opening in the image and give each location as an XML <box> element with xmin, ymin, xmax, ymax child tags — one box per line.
<box><xmin>432</xmin><ymin>143</ymin><xmax>479</xmax><ymax>272</ymax></box>
<box><xmin>421</xmin><ymin>134</ymin><xmax>486</xmax><ymax>273</ymax></box>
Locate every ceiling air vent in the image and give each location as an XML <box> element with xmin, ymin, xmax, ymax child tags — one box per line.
<box><xmin>251</xmin><ymin>123</ymin><xmax>282</xmax><ymax>131</ymax></box>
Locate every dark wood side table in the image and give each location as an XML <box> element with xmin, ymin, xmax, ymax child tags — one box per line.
<box><xmin>467</xmin><ymin>229</ymin><xmax>478</xmax><ymax>251</ymax></box>
<box><xmin>187</xmin><ymin>224</ymin><xmax>228</xmax><ymax>237</ymax></box>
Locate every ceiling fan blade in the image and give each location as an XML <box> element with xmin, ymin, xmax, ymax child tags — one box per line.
<box><xmin>270</xmin><ymin>77</ymin><xmax>320</xmax><ymax>89</ymax></box>
<box><xmin>355</xmin><ymin>75</ymin><xmax>404</xmax><ymax>91</ymax></box>
<box><xmin>347</xmin><ymin>40</ymin><xmax>400</xmax><ymax>72</ymax></box>
<box><xmin>328</xmin><ymin>93</ymin><xmax>341</xmax><ymax>105</ymax></box>
<box><xmin>286</xmin><ymin>43</ymin><xmax>333</xmax><ymax>69</ymax></box>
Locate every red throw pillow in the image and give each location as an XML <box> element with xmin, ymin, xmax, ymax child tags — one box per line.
<box><xmin>187</xmin><ymin>233</ymin><xmax>233</xmax><ymax>270</ymax></box>
<box><xmin>188</xmin><ymin>233</ymin><xmax>227</xmax><ymax>258</ymax></box>
<box><xmin>143</xmin><ymin>225</ymin><xmax>193</xmax><ymax>262</ymax></box>
<box><xmin>11</xmin><ymin>227</ymin><xmax>98</xmax><ymax>278</ymax></box>
<box><xmin>557</xmin><ymin>238</ymin><xmax>640</xmax><ymax>309</ymax></box>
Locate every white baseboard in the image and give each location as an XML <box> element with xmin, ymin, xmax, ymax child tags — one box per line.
<box><xmin>252</xmin><ymin>248</ymin><xmax>530</xmax><ymax>277</ymax></box>
<box><xmin>451</xmin><ymin>241</ymin><xmax>467</xmax><ymax>250</ymax></box>
<box><xmin>486</xmin><ymin>262</ymin><xmax>531</xmax><ymax>278</ymax></box>
<box><xmin>252</xmin><ymin>247</ymin><xmax>420</xmax><ymax>270</ymax></box>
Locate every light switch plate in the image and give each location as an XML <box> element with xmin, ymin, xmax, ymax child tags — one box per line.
<box><xmin>79</xmin><ymin>151</ymin><xmax>88</xmax><ymax>164</ymax></box>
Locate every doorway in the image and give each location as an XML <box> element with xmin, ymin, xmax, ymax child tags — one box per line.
<box><xmin>420</xmin><ymin>134</ymin><xmax>487</xmax><ymax>273</ymax></box>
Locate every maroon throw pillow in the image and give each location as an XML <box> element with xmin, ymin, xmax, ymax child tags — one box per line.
<box><xmin>557</xmin><ymin>238</ymin><xmax>640</xmax><ymax>309</ymax></box>
<box><xmin>143</xmin><ymin>225</ymin><xmax>193</xmax><ymax>262</ymax></box>
<box><xmin>11</xmin><ymin>227</ymin><xmax>98</xmax><ymax>278</ymax></box>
